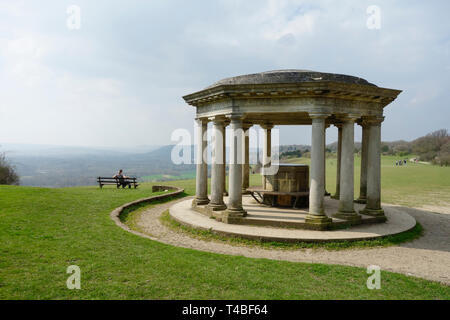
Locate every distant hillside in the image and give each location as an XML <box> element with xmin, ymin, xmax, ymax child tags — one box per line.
<box><xmin>0</xmin><ymin>143</ymin><xmax>161</xmax><ymax>157</ymax></box>
<box><xmin>3</xmin><ymin>144</ymin><xmax>195</xmax><ymax>187</ymax></box>
<box><xmin>2</xmin><ymin>129</ymin><xmax>449</xmax><ymax>187</ymax></box>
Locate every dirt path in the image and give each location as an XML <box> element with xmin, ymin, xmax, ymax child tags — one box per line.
<box><xmin>132</xmin><ymin>198</ymin><xmax>450</xmax><ymax>285</ymax></box>
<box><xmin>418</xmin><ymin>205</ymin><xmax>450</xmax><ymax>215</ymax></box>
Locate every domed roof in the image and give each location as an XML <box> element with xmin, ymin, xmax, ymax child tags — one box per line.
<box><xmin>205</xmin><ymin>69</ymin><xmax>376</xmax><ymax>89</ymax></box>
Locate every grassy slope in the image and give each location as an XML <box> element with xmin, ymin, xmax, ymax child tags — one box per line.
<box><xmin>0</xmin><ymin>173</ymin><xmax>449</xmax><ymax>299</ymax></box>
<box><xmin>141</xmin><ymin>171</ymin><xmax>196</xmax><ymax>183</ymax></box>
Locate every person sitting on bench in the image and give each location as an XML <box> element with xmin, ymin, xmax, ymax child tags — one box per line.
<box><xmin>113</xmin><ymin>169</ymin><xmax>131</xmax><ymax>188</ymax></box>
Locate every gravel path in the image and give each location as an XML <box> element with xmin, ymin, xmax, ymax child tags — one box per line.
<box><xmin>134</xmin><ymin>197</ymin><xmax>450</xmax><ymax>285</ymax></box>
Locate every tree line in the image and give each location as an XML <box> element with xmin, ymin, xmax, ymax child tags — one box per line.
<box><xmin>381</xmin><ymin>129</ymin><xmax>450</xmax><ymax>166</ymax></box>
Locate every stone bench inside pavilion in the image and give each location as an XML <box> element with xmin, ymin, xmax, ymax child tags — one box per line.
<box><xmin>247</xmin><ymin>164</ymin><xmax>309</xmax><ymax>209</ymax></box>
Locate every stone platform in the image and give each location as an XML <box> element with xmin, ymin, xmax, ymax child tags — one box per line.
<box><xmin>169</xmin><ymin>196</ymin><xmax>416</xmax><ymax>243</ymax></box>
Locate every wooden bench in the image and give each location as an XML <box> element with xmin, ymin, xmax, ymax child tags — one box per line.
<box><xmin>97</xmin><ymin>177</ymin><xmax>139</xmax><ymax>189</ymax></box>
<box><xmin>246</xmin><ymin>187</ymin><xmax>309</xmax><ymax>209</ymax></box>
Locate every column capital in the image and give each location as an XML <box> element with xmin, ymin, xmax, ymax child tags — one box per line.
<box><xmin>338</xmin><ymin>113</ymin><xmax>360</xmax><ymax>123</ymax></box>
<box><xmin>260</xmin><ymin>122</ymin><xmax>274</xmax><ymax>130</ymax></box>
<box><xmin>309</xmin><ymin>113</ymin><xmax>331</xmax><ymax>120</ymax></box>
<box><xmin>208</xmin><ymin>116</ymin><xmax>227</xmax><ymax>125</ymax></box>
<box><xmin>195</xmin><ymin>117</ymin><xmax>209</xmax><ymax>125</ymax></box>
<box><xmin>365</xmin><ymin>116</ymin><xmax>385</xmax><ymax>126</ymax></box>
<box><xmin>225</xmin><ymin>113</ymin><xmax>244</xmax><ymax>123</ymax></box>
<box><xmin>357</xmin><ymin>118</ymin><xmax>370</xmax><ymax>127</ymax></box>
<box><xmin>334</xmin><ymin>122</ymin><xmax>344</xmax><ymax>128</ymax></box>
<box><xmin>242</xmin><ymin>122</ymin><xmax>253</xmax><ymax>130</ymax></box>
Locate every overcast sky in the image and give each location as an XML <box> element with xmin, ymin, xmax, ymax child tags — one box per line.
<box><xmin>0</xmin><ymin>0</ymin><xmax>449</xmax><ymax>148</ymax></box>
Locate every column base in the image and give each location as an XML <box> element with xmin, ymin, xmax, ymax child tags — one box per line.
<box><xmin>192</xmin><ymin>197</ymin><xmax>210</xmax><ymax>207</ymax></box>
<box><xmin>305</xmin><ymin>214</ymin><xmax>332</xmax><ymax>230</ymax></box>
<box><xmin>354</xmin><ymin>197</ymin><xmax>367</xmax><ymax>204</ymax></box>
<box><xmin>332</xmin><ymin>211</ymin><xmax>362</xmax><ymax>221</ymax></box>
<box><xmin>222</xmin><ymin>208</ymin><xmax>247</xmax><ymax>224</ymax></box>
<box><xmin>206</xmin><ymin>203</ymin><xmax>227</xmax><ymax>211</ymax></box>
<box><xmin>360</xmin><ymin>208</ymin><xmax>385</xmax><ymax>217</ymax></box>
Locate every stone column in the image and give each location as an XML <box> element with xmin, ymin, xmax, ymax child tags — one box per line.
<box><xmin>361</xmin><ymin>117</ymin><xmax>385</xmax><ymax>217</ymax></box>
<box><xmin>355</xmin><ymin>120</ymin><xmax>369</xmax><ymax>204</ymax></box>
<box><xmin>261</xmin><ymin>123</ymin><xmax>273</xmax><ymax>189</ymax></box>
<box><xmin>242</xmin><ymin>123</ymin><xmax>252</xmax><ymax>193</ymax></box>
<box><xmin>192</xmin><ymin>118</ymin><xmax>210</xmax><ymax>206</ymax></box>
<box><xmin>206</xmin><ymin>117</ymin><xmax>227</xmax><ymax>212</ymax></box>
<box><xmin>223</xmin><ymin>121</ymin><xmax>229</xmax><ymax>196</ymax></box>
<box><xmin>224</xmin><ymin>115</ymin><xmax>247</xmax><ymax>222</ymax></box>
<box><xmin>333</xmin><ymin>115</ymin><xmax>361</xmax><ymax>221</ymax></box>
<box><xmin>305</xmin><ymin>114</ymin><xmax>332</xmax><ymax>229</ymax></box>
<box><xmin>331</xmin><ymin>123</ymin><xmax>342</xmax><ymax>200</ymax></box>
<box><xmin>324</xmin><ymin>124</ymin><xmax>331</xmax><ymax>196</ymax></box>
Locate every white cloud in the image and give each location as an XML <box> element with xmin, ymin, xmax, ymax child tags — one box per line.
<box><xmin>0</xmin><ymin>0</ymin><xmax>449</xmax><ymax>147</ymax></box>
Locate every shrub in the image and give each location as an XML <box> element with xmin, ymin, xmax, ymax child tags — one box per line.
<box><xmin>0</xmin><ymin>152</ymin><xmax>19</xmax><ymax>185</ymax></box>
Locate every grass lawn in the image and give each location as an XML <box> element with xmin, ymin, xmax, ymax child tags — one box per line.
<box><xmin>284</xmin><ymin>155</ymin><xmax>450</xmax><ymax>209</ymax></box>
<box><xmin>141</xmin><ymin>171</ymin><xmax>196</xmax><ymax>183</ymax></box>
<box><xmin>0</xmin><ymin>170</ymin><xmax>449</xmax><ymax>299</ymax></box>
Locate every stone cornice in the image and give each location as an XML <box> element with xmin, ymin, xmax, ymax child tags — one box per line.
<box><xmin>183</xmin><ymin>82</ymin><xmax>402</xmax><ymax>108</ymax></box>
